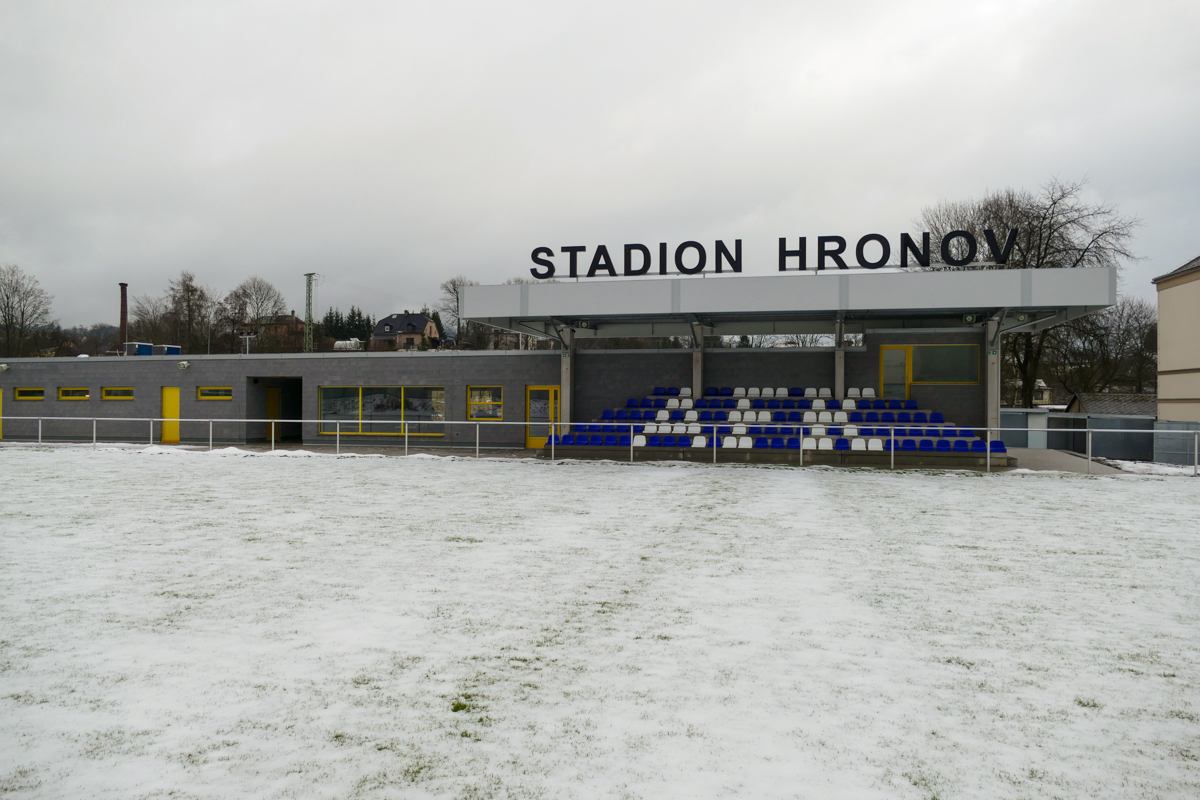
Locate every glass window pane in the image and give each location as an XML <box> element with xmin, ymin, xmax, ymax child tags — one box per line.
<box><xmin>320</xmin><ymin>387</ymin><xmax>360</xmax><ymax>433</ymax></box>
<box><xmin>912</xmin><ymin>346</ymin><xmax>979</xmax><ymax>383</ymax></box>
<box><xmin>468</xmin><ymin>403</ymin><xmax>502</xmax><ymax>420</ymax></box>
<box><xmin>362</xmin><ymin>387</ymin><xmax>405</xmax><ymax>434</ymax></box>
<box><xmin>404</xmin><ymin>387</ymin><xmax>445</xmax><ymax>434</ymax></box>
<box><xmin>469</xmin><ymin>387</ymin><xmax>500</xmax><ymax>404</ymax></box>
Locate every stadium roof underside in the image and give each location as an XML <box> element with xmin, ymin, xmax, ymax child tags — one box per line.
<box><xmin>460</xmin><ymin>267</ymin><xmax>1117</xmax><ymax>340</ymax></box>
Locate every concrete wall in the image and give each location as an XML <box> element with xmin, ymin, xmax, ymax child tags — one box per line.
<box><xmin>573</xmin><ymin>350</ymin><xmax>692</xmax><ymax>423</ymax></box>
<box><xmin>1157</xmin><ymin>269</ymin><xmax>1200</xmax><ymax>424</ymax></box>
<box><xmin>704</xmin><ymin>349</ymin><xmax>839</xmax><ymax>394</ymax></box>
<box><xmin>863</xmin><ymin>329</ymin><xmax>987</xmax><ymax>428</ymax></box>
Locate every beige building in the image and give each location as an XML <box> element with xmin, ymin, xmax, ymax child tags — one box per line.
<box><xmin>1154</xmin><ymin>254</ymin><xmax>1200</xmax><ymax>423</ymax></box>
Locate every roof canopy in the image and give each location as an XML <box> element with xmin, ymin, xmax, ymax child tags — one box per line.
<box><xmin>462</xmin><ymin>267</ymin><xmax>1116</xmax><ymax>340</ymax></box>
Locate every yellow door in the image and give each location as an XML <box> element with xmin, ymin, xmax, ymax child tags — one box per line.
<box><xmin>880</xmin><ymin>346</ymin><xmax>910</xmax><ymax>400</ymax></box>
<box><xmin>525</xmin><ymin>386</ymin><xmax>559</xmax><ymax>448</ymax></box>
<box><xmin>161</xmin><ymin>387</ymin><xmax>180</xmax><ymax>443</ymax></box>
<box><xmin>267</xmin><ymin>387</ymin><xmax>281</xmax><ymax>420</ymax></box>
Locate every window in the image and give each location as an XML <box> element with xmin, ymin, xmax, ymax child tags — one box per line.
<box><xmin>319</xmin><ymin>386</ymin><xmax>445</xmax><ymax>435</ymax></box>
<box><xmin>101</xmin><ymin>387</ymin><xmax>135</xmax><ymax>400</ymax></box>
<box><xmin>467</xmin><ymin>386</ymin><xmax>503</xmax><ymax>420</ymax></box>
<box><xmin>384</xmin><ymin>324</ymin><xmax>391</xmax><ymax>332</ymax></box>
<box><xmin>14</xmin><ymin>388</ymin><xmax>44</xmax><ymax>401</ymax></box>
<box><xmin>912</xmin><ymin>345</ymin><xmax>980</xmax><ymax>383</ymax></box>
<box><xmin>197</xmin><ymin>387</ymin><xmax>233</xmax><ymax>400</ymax></box>
<box><xmin>58</xmin><ymin>388</ymin><xmax>90</xmax><ymax>400</ymax></box>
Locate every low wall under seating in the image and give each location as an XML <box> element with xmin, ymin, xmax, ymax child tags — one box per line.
<box><xmin>537</xmin><ymin>446</ymin><xmax>1018</xmax><ymax>469</ymax></box>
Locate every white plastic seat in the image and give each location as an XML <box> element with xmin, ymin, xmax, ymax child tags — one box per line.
<box><xmin>733</xmin><ymin>387</ymin><xmax>747</xmax><ymax>397</ymax></box>
<box><xmin>833</xmin><ymin>411</ymin><xmax>848</xmax><ymax>424</ymax></box>
<box><xmin>728</xmin><ymin>410</ymin><xmax>742</xmax><ymax>423</ymax></box>
<box><xmin>812</xmin><ymin>425</ymin><xmax>827</xmax><ymax>436</ymax></box>
<box><xmin>851</xmin><ymin>438</ymin><xmax>866</xmax><ymax>450</ymax></box>
<box><xmin>732</xmin><ymin>424</ymin><xmax>747</xmax><ymax>435</ymax></box>
<box><xmin>843</xmin><ymin>399</ymin><xmax>856</xmax><ymax>410</ymax></box>
<box><xmin>762</xmin><ymin>410</ymin><xmax>776</xmax><ymax>423</ymax></box>
<box><xmin>691</xmin><ymin>435</ymin><xmax>707</xmax><ymax>448</ymax></box>
<box><xmin>812</xmin><ymin>399</ymin><xmax>826</xmax><ymax>410</ymax></box>
<box><xmin>818</xmin><ymin>437</ymin><xmax>833</xmax><ymax>450</ymax></box>
<box><xmin>723</xmin><ymin>436</ymin><xmax>738</xmax><ymax>448</ymax></box>
<box><xmin>684</xmin><ymin>410</ymin><xmax>698</xmax><ymax>422</ymax></box>
<box><xmin>847</xmin><ymin>388</ymin><xmax>861</xmax><ymax>398</ymax></box>
<box><xmin>803</xmin><ymin>411</ymin><xmax>817</xmax><ymax>423</ymax></box>
<box><xmin>737</xmin><ymin>398</ymin><xmax>750</xmax><ymax>409</ymax></box>
<box><xmin>862</xmin><ymin>388</ymin><xmax>876</xmax><ymax>398</ymax></box>
<box><xmin>679</xmin><ymin>387</ymin><xmax>692</xmax><ymax>398</ymax></box>
<box><xmin>761</xmin><ymin>387</ymin><xmax>774</xmax><ymax>398</ymax></box>
<box><xmin>867</xmin><ymin>438</ymin><xmax>883</xmax><ymax>451</ymax></box>
<box><xmin>686</xmin><ymin>423</ymin><xmax>701</xmax><ymax>435</ymax></box>
<box><xmin>666</xmin><ymin>398</ymin><xmax>680</xmax><ymax>409</ymax></box>
<box><xmin>672</xmin><ymin>423</ymin><xmax>687</xmax><ymax>434</ymax></box>
<box><xmin>747</xmin><ymin>387</ymin><xmax>761</xmax><ymax>398</ymax></box>
<box><xmin>737</xmin><ymin>436</ymin><xmax>753</xmax><ymax>449</ymax></box>
<box><xmin>642</xmin><ymin>423</ymin><xmax>658</xmax><ymax>434</ymax></box>
<box><xmin>656</xmin><ymin>410</ymin><xmax>669</xmax><ymax>421</ymax></box>
<box><xmin>818</xmin><ymin>387</ymin><xmax>832</xmax><ymax>398</ymax></box>
<box><xmin>802</xmin><ymin>437</ymin><xmax>817</xmax><ymax>449</ymax></box>
<box><xmin>680</xmin><ymin>398</ymin><xmax>693</xmax><ymax>409</ymax></box>
<box><xmin>776</xmin><ymin>387</ymin><xmax>789</xmax><ymax>398</ymax></box>
<box><xmin>804</xmin><ymin>388</ymin><xmax>817</xmax><ymax>398</ymax></box>
<box><xmin>633</xmin><ymin>435</ymin><xmax>647</xmax><ymax>447</ymax></box>
<box><xmin>818</xmin><ymin>411</ymin><xmax>833</xmax><ymax>423</ymax></box>
<box><xmin>843</xmin><ymin>425</ymin><xmax>859</xmax><ymax>436</ymax></box>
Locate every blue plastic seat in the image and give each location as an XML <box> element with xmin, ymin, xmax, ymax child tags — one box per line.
<box><xmin>647</xmin><ymin>435</ymin><xmax>662</xmax><ymax>447</ymax></box>
<box><xmin>930</xmin><ymin>412</ymin><xmax>945</xmax><ymax>424</ymax></box>
<box><xmin>722</xmin><ymin>399</ymin><xmax>736</xmax><ymax>409</ymax></box>
<box><xmin>953</xmin><ymin>440</ymin><xmax>969</xmax><ymax>452</ymax></box>
<box><xmin>701</xmin><ymin>425</ymin><xmax>715</xmax><ymax>434</ymax></box>
<box><xmin>670</xmin><ymin>410</ymin><xmax>684</xmax><ymax>421</ymax></box>
<box><xmin>790</xmin><ymin>387</ymin><xmax>804</xmax><ymax>397</ymax></box>
<box><xmin>667</xmin><ymin>387</ymin><xmax>680</xmax><ymax>397</ymax></box>
<box><xmin>873</xmin><ymin>399</ymin><xmax>886</xmax><ymax>410</ymax></box>
<box><xmin>678</xmin><ymin>435</ymin><xmax>691</xmax><ymax>447</ymax></box>
<box><xmin>714</xmin><ymin>411</ymin><xmax>728</xmax><ymax>421</ymax></box>
<box><xmin>990</xmin><ymin>441</ymin><xmax>1007</xmax><ymax>453</ymax></box>
<box><xmin>936</xmin><ymin>440</ymin><xmax>951</xmax><ymax>452</ymax></box>
<box><xmin>639</xmin><ymin>398</ymin><xmax>653</xmax><ymax>408</ymax></box>
<box><xmin>603</xmin><ymin>435</ymin><xmax>617</xmax><ymax>446</ymax></box>
<box><xmin>767</xmin><ymin>399</ymin><xmax>781</xmax><ymax>409</ymax></box>
<box><xmin>753</xmin><ymin>437</ymin><xmax>769</xmax><ymax>449</ymax></box>
<box><xmin>926</xmin><ymin>428</ymin><xmax>939</xmax><ymax>438</ymax></box>
<box><xmin>765</xmin><ymin>426</ymin><xmax>778</xmax><ymax>435</ymax></box>
<box><xmin>662</xmin><ymin>435</ymin><xmax>677</xmax><ymax>447</ymax></box>
<box><xmin>615</xmin><ymin>410</ymin><xmax>628</xmax><ymax>420</ymax></box>
<box><xmin>720</xmin><ymin>387</ymin><xmax>734</xmax><ymax>396</ymax></box>
<box><xmin>752</xmin><ymin>399</ymin><xmax>766</xmax><ymax>409</ymax></box>
<box><xmin>770</xmin><ymin>437</ymin><xmax>785</xmax><ymax>449</ymax></box>
<box><xmin>897</xmin><ymin>412</ymin><xmax>911</xmax><ymax>423</ymax></box>
<box><xmin>802</xmin><ymin>427</ymin><xmax>812</xmax><ymax>436</ymax></box>
<box><xmin>919</xmin><ymin>439</ymin><xmax>934</xmax><ymax>452</ymax></box>
<box><xmin>618</xmin><ymin>434</ymin><xmax>631</xmax><ymax>446</ymax></box>
<box><xmin>601</xmin><ymin>424</ymin><xmax>615</xmax><ymax>433</ymax></box>
<box><xmin>797</xmin><ymin>399</ymin><xmax>812</xmax><ymax>409</ymax></box>
<box><xmin>859</xmin><ymin>427</ymin><xmax>874</xmax><ymax>436</ymax></box>
<box><xmin>884</xmin><ymin>439</ymin><xmax>896</xmax><ymax>450</ymax></box>
<box><xmin>586</xmin><ymin>424</ymin><xmax>600</xmax><ymax>433</ymax></box>
<box><xmin>827</xmin><ymin>399</ymin><xmax>841</xmax><ymax>410</ymax></box>
<box><xmin>625</xmin><ymin>398</ymin><xmax>638</xmax><ymax>408</ymax></box>
<box><xmin>788</xmin><ymin>411</ymin><xmax>803</xmax><ymax>423</ymax></box>
<box><xmin>971</xmin><ymin>440</ymin><xmax>986</xmax><ymax>453</ymax></box>
<box><xmin>586</xmin><ymin>435</ymin><xmax>601</xmax><ymax>446</ymax></box>
<box><xmin>706</xmin><ymin>387</ymin><xmax>719</xmax><ymax>396</ymax></box>
<box><xmin>694</xmin><ymin>398</ymin><xmax>708</xmax><ymax>409</ymax></box>
<box><xmin>748</xmin><ymin>426</ymin><xmax>762</xmax><ymax>435</ymax></box>
<box><xmin>633</xmin><ymin>425</ymin><xmax>645</xmax><ymax>433</ymax></box>
<box><xmin>849</xmin><ymin>411</ymin><xmax>864</xmax><ymax>423</ymax></box>
<box><xmin>602</xmin><ymin>410</ymin><xmax>615</xmax><ymax>420</ymax></box>
<box><xmin>653</xmin><ymin>387</ymin><xmax>666</xmax><ymax>396</ymax></box>
<box><xmin>654</xmin><ymin>398</ymin><xmax>667</xmax><ymax>409</ymax></box>
<box><xmin>773</xmin><ymin>411</ymin><xmax>786</xmax><ymax>422</ymax></box>
<box><xmin>889</xmin><ymin>400</ymin><xmax>902</xmax><ymax>410</ymax></box>
<box><xmin>786</xmin><ymin>437</ymin><xmax>801</xmax><ymax>449</ymax></box>
<box><xmin>880</xmin><ymin>412</ymin><xmax>895</xmax><ymax>423</ymax></box>
<box><xmin>629</xmin><ymin>410</ymin><xmax>645</xmax><ymax>421</ymax></box>
<box><xmin>901</xmin><ymin>439</ymin><xmax>917</xmax><ymax>451</ymax></box>
<box><xmin>941</xmin><ymin>428</ymin><xmax>955</xmax><ymax>437</ymax></box>
<box><xmin>560</xmin><ymin>434</ymin><xmax>574</xmax><ymax>445</ymax></box>
<box><xmin>781</xmin><ymin>399</ymin><xmax>796</xmax><ymax>409</ymax></box>
<box><xmin>699</xmin><ymin>410</ymin><xmax>714</xmax><ymax>422</ymax></box>
<box><xmin>717</xmin><ymin>425</ymin><xmax>732</xmax><ymax>435</ymax></box>
<box><xmin>779</xmin><ymin>426</ymin><xmax>794</xmax><ymax>435</ymax></box>
<box><xmin>834</xmin><ymin>437</ymin><xmax>850</xmax><ymax>451</ymax></box>
<box><xmin>865</xmin><ymin>411</ymin><xmax>880</xmax><ymax>423</ymax></box>
<box><xmin>913</xmin><ymin>412</ymin><xmax>928</xmax><ymax>423</ymax></box>
<box><xmin>905</xmin><ymin>400</ymin><xmax>918</xmax><ymax>410</ymax></box>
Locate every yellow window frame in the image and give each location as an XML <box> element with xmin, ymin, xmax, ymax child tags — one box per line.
<box><xmin>317</xmin><ymin>385</ymin><xmax>446</xmax><ymax>436</ymax></box>
<box><xmin>101</xmin><ymin>387</ymin><xmax>135</xmax><ymax>400</ymax></box>
<box><xmin>880</xmin><ymin>344</ymin><xmax>981</xmax><ymax>400</ymax></box>
<box><xmin>197</xmin><ymin>387</ymin><xmax>234</xmax><ymax>400</ymax></box>
<box><xmin>14</xmin><ymin>387</ymin><xmax>44</xmax><ymax>401</ymax></box>
<box><xmin>466</xmin><ymin>386</ymin><xmax>503</xmax><ymax>420</ymax></box>
<box><xmin>58</xmin><ymin>387</ymin><xmax>90</xmax><ymax>400</ymax></box>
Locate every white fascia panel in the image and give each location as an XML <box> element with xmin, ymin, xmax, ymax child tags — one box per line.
<box><xmin>527</xmin><ymin>279</ymin><xmax>672</xmax><ymax>316</ymax></box>
<box><xmin>461</xmin><ymin>284</ymin><xmax>520</xmax><ymax>318</ymax></box>
<box><xmin>848</xmin><ymin>270</ymin><xmax>1020</xmax><ymax>310</ymax></box>
<box><xmin>1031</xmin><ymin>268</ymin><xmax>1114</xmax><ymax>307</ymax></box>
<box><xmin>679</xmin><ymin>274</ymin><xmax>840</xmax><ymax>314</ymax></box>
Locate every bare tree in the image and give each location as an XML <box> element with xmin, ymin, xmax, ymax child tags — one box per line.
<box><xmin>0</xmin><ymin>264</ymin><xmax>54</xmax><ymax>357</ymax></box>
<box><xmin>438</xmin><ymin>274</ymin><xmax>488</xmax><ymax>347</ymax></box>
<box><xmin>917</xmin><ymin>178</ymin><xmax>1139</xmax><ymax>406</ymax></box>
<box><xmin>230</xmin><ymin>276</ymin><xmax>287</xmax><ymax>325</ymax></box>
<box><xmin>129</xmin><ymin>293</ymin><xmax>170</xmax><ymax>346</ymax></box>
<box><xmin>1042</xmin><ymin>297</ymin><xmax>1157</xmax><ymax>398</ymax></box>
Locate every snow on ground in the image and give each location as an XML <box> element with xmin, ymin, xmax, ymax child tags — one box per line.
<box><xmin>1104</xmin><ymin>459</ymin><xmax>1199</xmax><ymax>477</ymax></box>
<box><xmin>1</xmin><ymin>447</ymin><xmax>1199</xmax><ymax>800</ymax></box>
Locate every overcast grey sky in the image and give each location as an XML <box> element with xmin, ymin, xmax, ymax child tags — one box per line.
<box><xmin>2</xmin><ymin>1</ymin><xmax>1198</xmax><ymax>326</ymax></box>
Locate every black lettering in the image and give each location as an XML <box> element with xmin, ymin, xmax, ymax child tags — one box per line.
<box><xmin>530</xmin><ymin>246</ymin><xmax>555</xmax><ymax>279</ymax></box>
<box><xmin>900</xmin><ymin>232</ymin><xmax>930</xmax><ymax>268</ymax></box>
<box><xmin>941</xmin><ymin>231</ymin><xmax>977</xmax><ymax>267</ymax></box>
<box><xmin>675</xmin><ymin>241</ymin><xmax>706</xmax><ymax>274</ymax></box>
<box><xmin>586</xmin><ymin>245</ymin><xmax>617</xmax><ymax>277</ymax></box>
<box><xmin>817</xmin><ymin>236</ymin><xmax>848</xmax><ymax>270</ymax></box>
<box><xmin>715</xmin><ymin>239</ymin><xmax>742</xmax><ymax>273</ymax></box>
<box><xmin>659</xmin><ymin>242</ymin><xmax>668</xmax><ymax>275</ymax></box>
<box><xmin>624</xmin><ymin>244</ymin><xmax>651</xmax><ymax>276</ymax></box>
<box><xmin>778</xmin><ymin>237</ymin><xmax>806</xmax><ymax>271</ymax></box>
<box><xmin>855</xmin><ymin>234</ymin><xmax>890</xmax><ymax>269</ymax></box>
<box><xmin>984</xmin><ymin>228</ymin><xmax>1019</xmax><ymax>264</ymax></box>
<box><xmin>561</xmin><ymin>245</ymin><xmax>586</xmax><ymax>278</ymax></box>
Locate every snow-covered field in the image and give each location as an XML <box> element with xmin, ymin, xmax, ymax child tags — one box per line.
<box><xmin>2</xmin><ymin>446</ymin><xmax>1199</xmax><ymax>800</ymax></box>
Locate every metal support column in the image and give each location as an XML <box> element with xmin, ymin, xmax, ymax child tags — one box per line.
<box><xmin>689</xmin><ymin>316</ymin><xmax>705</xmax><ymax>400</ymax></box>
<box><xmin>834</xmin><ymin>316</ymin><xmax>845</xmax><ymax>400</ymax></box>
<box><xmin>559</xmin><ymin>326</ymin><xmax>575</xmax><ymax>428</ymax></box>
<box><xmin>209</xmin><ymin>420</ymin><xmax>213</xmax><ymax>451</ymax></box>
<box><xmin>985</xmin><ymin>317</ymin><xmax>1002</xmax><ymax>433</ymax></box>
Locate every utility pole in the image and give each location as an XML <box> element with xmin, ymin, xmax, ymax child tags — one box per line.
<box><xmin>303</xmin><ymin>273</ymin><xmax>316</xmax><ymax>353</ymax></box>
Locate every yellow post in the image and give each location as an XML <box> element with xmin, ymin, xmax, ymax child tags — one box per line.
<box><xmin>161</xmin><ymin>387</ymin><xmax>180</xmax><ymax>443</ymax></box>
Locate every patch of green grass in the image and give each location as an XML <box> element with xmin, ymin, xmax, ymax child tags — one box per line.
<box><xmin>1075</xmin><ymin>696</ymin><xmax>1102</xmax><ymax>709</ymax></box>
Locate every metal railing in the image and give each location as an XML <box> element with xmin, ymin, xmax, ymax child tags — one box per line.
<box><xmin>0</xmin><ymin>415</ymin><xmax>1196</xmax><ymax>475</ymax></box>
